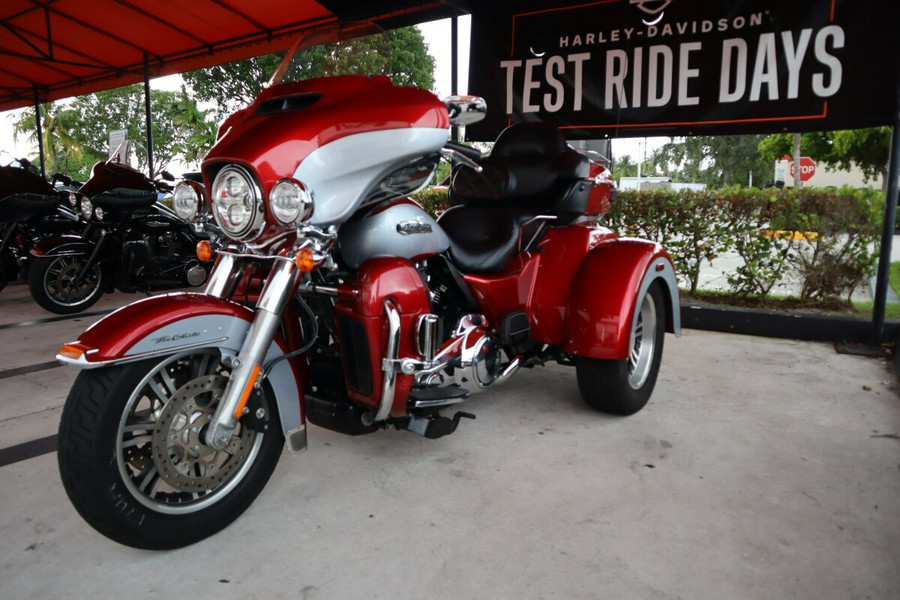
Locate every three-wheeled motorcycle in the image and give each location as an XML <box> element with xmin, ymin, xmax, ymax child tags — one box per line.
<box><xmin>55</xmin><ymin>22</ymin><xmax>680</xmax><ymax>549</ymax></box>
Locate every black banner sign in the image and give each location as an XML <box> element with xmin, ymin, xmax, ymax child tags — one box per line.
<box><xmin>466</xmin><ymin>0</ymin><xmax>900</xmax><ymax>140</ymax></box>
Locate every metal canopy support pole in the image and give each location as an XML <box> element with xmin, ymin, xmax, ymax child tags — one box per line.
<box><xmin>32</xmin><ymin>89</ymin><xmax>46</xmax><ymax>179</ymax></box>
<box><xmin>450</xmin><ymin>15</ymin><xmax>459</xmax><ymax>143</ymax></box>
<box><xmin>143</xmin><ymin>53</ymin><xmax>154</xmax><ymax>179</ymax></box>
<box><xmin>871</xmin><ymin>95</ymin><xmax>900</xmax><ymax>344</ymax></box>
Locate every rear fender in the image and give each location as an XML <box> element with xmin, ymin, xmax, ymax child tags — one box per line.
<box><xmin>563</xmin><ymin>238</ymin><xmax>681</xmax><ymax>360</ymax></box>
<box><xmin>57</xmin><ymin>292</ymin><xmax>305</xmax><ymax>450</ymax></box>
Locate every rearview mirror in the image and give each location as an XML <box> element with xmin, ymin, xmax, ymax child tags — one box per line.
<box><xmin>444</xmin><ymin>95</ymin><xmax>487</xmax><ymax>126</ymax></box>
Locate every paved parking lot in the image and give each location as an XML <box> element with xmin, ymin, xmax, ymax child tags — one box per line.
<box><xmin>1</xmin><ymin>282</ymin><xmax>898</xmax><ymax>599</ymax></box>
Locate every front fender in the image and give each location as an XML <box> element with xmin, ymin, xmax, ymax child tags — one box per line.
<box><xmin>32</xmin><ymin>234</ymin><xmax>91</xmax><ymax>257</ymax></box>
<box><xmin>563</xmin><ymin>238</ymin><xmax>681</xmax><ymax>360</ymax></box>
<box><xmin>57</xmin><ymin>292</ymin><xmax>305</xmax><ymax>449</ymax></box>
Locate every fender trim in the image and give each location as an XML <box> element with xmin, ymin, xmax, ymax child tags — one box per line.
<box><xmin>31</xmin><ymin>234</ymin><xmax>91</xmax><ymax>258</ymax></box>
<box><xmin>57</xmin><ymin>292</ymin><xmax>306</xmax><ymax>451</ymax></box>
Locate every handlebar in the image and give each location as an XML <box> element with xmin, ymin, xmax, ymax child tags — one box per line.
<box><xmin>441</xmin><ymin>141</ymin><xmax>483</xmax><ymax>173</ymax></box>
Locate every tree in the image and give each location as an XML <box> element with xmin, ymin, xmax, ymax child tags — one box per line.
<box><xmin>14</xmin><ymin>86</ymin><xmax>216</xmax><ymax>180</ymax></box>
<box><xmin>12</xmin><ymin>103</ymin><xmax>84</xmax><ymax>176</ymax></box>
<box><xmin>387</xmin><ymin>27</ymin><xmax>435</xmax><ymax>91</ymax></box>
<box><xmin>757</xmin><ymin>128</ymin><xmax>891</xmax><ymax>192</ymax></box>
<box><xmin>68</xmin><ymin>85</ymin><xmax>216</xmax><ymax>177</ymax></box>
<box><xmin>169</xmin><ymin>88</ymin><xmax>218</xmax><ymax>168</ymax></box>
<box><xmin>183</xmin><ymin>26</ymin><xmax>436</xmax><ymax>122</ymax></box>
<box><xmin>183</xmin><ymin>54</ymin><xmax>283</xmax><ymax>122</ymax></box>
<box><xmin>612</xmin><ymin>154</ymin><xmax>637</xmax><ymax>180</ymax></box>
<box><xmin>653</xmin><ymin>135</ymin><xmax>770</xmax><ymax>188</ymax></box>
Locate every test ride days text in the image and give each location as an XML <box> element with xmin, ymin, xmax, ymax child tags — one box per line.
<box><xmin>500</xmin><ymin>12</ymin><xmax>845</xmax><ymax>115</ymax></box>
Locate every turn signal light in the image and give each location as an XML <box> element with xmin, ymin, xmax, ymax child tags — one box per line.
<box><xmin>196</xmin><ymin>240</ymin><xmax>213</xmax><ymax>262</ymax></box>
<box><xmin>58</xmin><ymin>342</ymin><xmax>90</xmax><ymax>360</ymax></box>
<box><xmin>295</xmin><ymin>247</ymin><xmax>315</xmax><ymax>272</ymax></box>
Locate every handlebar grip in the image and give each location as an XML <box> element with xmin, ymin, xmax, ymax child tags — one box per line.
<box><xmin>444</xmin><ymin>140</ymin><xmax>482</xmax><ymax>162</ymax></box>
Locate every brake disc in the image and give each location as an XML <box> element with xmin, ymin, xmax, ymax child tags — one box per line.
<box><xmin>151</xmin><ymin>374</ymin><xmax>255</xmax><ymax>492</ymax></box>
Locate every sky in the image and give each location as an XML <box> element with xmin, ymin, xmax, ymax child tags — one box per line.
<box><xmin>1</xmin><ymin>15</ymin><xmax>666</xmax><ymax>169</ymax></box>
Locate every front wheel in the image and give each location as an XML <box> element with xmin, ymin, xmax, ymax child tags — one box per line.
<box><xmin>575</xmin><ymin>282</ymin><xmax>666</xmax><ymax>415</ymax></box>
<box><xmin>28</xmin><ymin>254</ymin><xmax>105</xmax><ymax>314</ymax></box>
<box><xmin>57</xmin><ymin>350</ymin><xmax>284</xmax><ymax>549</ymax></box>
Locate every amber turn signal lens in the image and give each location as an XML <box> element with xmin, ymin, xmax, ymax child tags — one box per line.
<box><xmin>58</xmin><ymin>342</ymin><xmax>90</xmax><ymax>360</ymax></box>
<box><xmin>295</xmin><ymin>247</ymin><xmax>316</xmax><ymax>272</ymax></box>
<box><xmin>196</xmin><ymin>240</ymin><xmax>213</xmax><ymax>262</ymax></box>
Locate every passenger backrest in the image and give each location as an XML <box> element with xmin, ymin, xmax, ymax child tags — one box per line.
<box><xmin>448</xmin><ymin>122</ymin><xmax>590</xmax><ymax>222</ymax></box>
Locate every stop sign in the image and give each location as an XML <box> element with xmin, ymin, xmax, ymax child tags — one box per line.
<box><xmin>789</xmin><ymin>157</ymin><xmax>817</xmax><ymax>182</ymax></box>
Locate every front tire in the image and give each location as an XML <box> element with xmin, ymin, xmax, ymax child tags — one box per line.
<box><xmin>575</xmin><ymin>282</ymin><xmax>666</xmax><ymax>415</ymax></box>
<box><xmin>57</xmin><ymin>350</ymin><xmax>284</xmax><ymax>549</ymax></box>
<box><xmin>28</xmin><ymin>254</ymin><xmax>105</xmax><ymax>314</ymax></box>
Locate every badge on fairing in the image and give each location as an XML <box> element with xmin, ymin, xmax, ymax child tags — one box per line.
<box><xmin>397</xmin><ymin>218</ymin><xmax>433</xmax><ymax>235</ymax></box>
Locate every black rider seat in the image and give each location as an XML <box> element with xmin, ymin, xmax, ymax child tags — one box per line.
<box><xmin>0</xmin><ymin>193</ymin><xmax>61</xmax><ymax>223</ymax></box>
<box><xmin>438</xmin><ymin>121</ymin><xmax>590</xmax><ymax>274</ymax></box>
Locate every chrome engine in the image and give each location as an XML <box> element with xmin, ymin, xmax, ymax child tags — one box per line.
<box><xmin>411</xmin><ymin>314</ymin><xmax>519</xmax><ymax>398</ymax></box>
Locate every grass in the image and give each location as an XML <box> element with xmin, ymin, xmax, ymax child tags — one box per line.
<box><xmin>851</xmin><ymin>262</ymin><xmax>900</xmax><ymax>320</ymax></box>
<box><xmin>683</xmin><ymin>263</ymin><xmax>900</xmax><ymax>321</ymax></box>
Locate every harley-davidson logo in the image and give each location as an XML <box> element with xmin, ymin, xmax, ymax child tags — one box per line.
<box><xmin>397</xmin><ymin>218</ymin><xmax>433</xmax><ymax>236</ymax></box>
<box><xmin>629</xmin><ymin>0</ymin><xmax>671</xmax><ymax>16</ymax></box>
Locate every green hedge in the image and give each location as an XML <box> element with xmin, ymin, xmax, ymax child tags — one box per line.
<box><xmin>412</xmin><ymin>185</ymin><xmax>884</xmax><ymax>303</ymax></box>
<box><xmin>608</xmin><ymin>187</ymin><xmax>883</xmax><ymax>302</ymax></box>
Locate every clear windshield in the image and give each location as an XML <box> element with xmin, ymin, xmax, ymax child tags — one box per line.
<box><xmin>270</xmin><ymin>22</ymin><xmax>392</xmax><ymax>86</ymax></box>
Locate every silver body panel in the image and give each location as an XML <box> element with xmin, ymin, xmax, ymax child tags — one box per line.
<box><xmin>338</xmin><ymin>201</ymin><xmax>450</xmax><ymax>269</ymax></box>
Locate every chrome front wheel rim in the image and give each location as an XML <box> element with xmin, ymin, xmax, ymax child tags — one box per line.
<box><xmin>116</xmin><ymin>350</ymin><xmax>265</xmax><ymax>515</ymax></box>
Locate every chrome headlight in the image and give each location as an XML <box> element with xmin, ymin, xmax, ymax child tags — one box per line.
<box><xmin>270</xmin><ymin>178</ymin><xmax>314</xmax><ymax>226</ymax></box>
<box><xmin>172</xmin><ymin>181</ymin><xmax>201</xmax><ymax>221</ymax></box>
<box><xmin>68</xmin><ymin>192</ymin><xmax>78</xmax><ymax>208</ymax></box>
<box><xmin>211</xmin><ymin>165</ymin><xmax>264</xmax><ymax>241</ymax></box>
<box><xmin>93</xmin><ymin>207</ymin><xmax>104</xmax><ymax>221</ymax></box>
<box><xmin>80</xmin><ymin>197</ymin><xmax>92</xmax><ymax>220</ymax></box>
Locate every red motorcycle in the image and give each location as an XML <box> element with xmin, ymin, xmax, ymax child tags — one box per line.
<box><xmin>56</xmin><ymin>22</ymin><xmax>680</xmax><ymax>549</ymax></box>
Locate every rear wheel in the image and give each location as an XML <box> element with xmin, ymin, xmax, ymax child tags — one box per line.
<box><xmin>28</xmin><ymin>254</ymin><xmax>105</xmax><ymax>313</ymax></box>
<box><xmin>57</xmin><ymin>349</ymin><xmax>284</xmax><ymax>549</ymax></box>
<box><xmin>575</xmin><ymin>282</ymin><xmax>666</xmax><ymax>415</ymax></box>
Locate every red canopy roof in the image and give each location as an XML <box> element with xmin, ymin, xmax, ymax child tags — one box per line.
<box><xmin>0</xmin><ymin>0</ymin><xmax>464</xmax><ymax>112</ymax></box>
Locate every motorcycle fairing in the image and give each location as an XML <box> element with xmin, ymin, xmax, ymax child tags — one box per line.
<box><xmin>294</xmin><ymin>127</ymin><xmax>448</xmax><ymax>226</ymax></box>
<box><xmin>206</xmin><ymin>76</ymin><xmax>449</xmax><ymax>230</ymax></box>
<box><xmin>564</xmin><ymin>238</ymin><xmax>681</xmax><ymax>360</ymax></box>
<box><xmin>56</xmin><ymin>293</ymin><xmax>306</xmax><ymax>450</ymax></box>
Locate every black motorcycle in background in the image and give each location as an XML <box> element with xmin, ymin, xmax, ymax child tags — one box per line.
<box><xmin>0</xmin><ymin>157</ymin><xmax>79</xmax><ymax>292</ymax></box>
<box><xmin>28</xmin><ymin>156</ymin><xmax>214</xmax><ymax>314</ymax></box>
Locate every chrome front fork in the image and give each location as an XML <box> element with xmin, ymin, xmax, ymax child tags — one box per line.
<box><xmin>204</xmin><ymin>256</ymin><xmax>298</xmax><ymax>450</ymax></box>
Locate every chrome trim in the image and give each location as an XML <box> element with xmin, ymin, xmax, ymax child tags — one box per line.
<box><xmin>374</xmin><ymin>300</ymin><xmax>400</xmax><ymax>423</ymax></box>
<box><xmin>414</xmin><ymin>397</ymin><xmax>466</xmax><ymax>409</ymax></box>
<box><xmin>56</xmin><ymin>337</ymin><xmax>230</xmax><ymax>369</ymax></box>
<box><xmin>204</xmin><ymin>252</ymin><xmax>238</xmax><ymax>297</ymax></box>
<box><xmin>204</xmin><ymin>259</ymin><xmax>299</xmax><ymax>449</ymax></box>
<box><xmin>210</xmin><ymin>164</ymin><xmax>266</xmax><ymax>242</ymax></box>
<box><xmin>417</xmin><ymin>313</ymin><xmax>438</xmax><ymax>362</ymax></box>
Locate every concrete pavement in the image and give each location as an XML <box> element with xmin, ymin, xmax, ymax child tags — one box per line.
<box><xmin>0</xmin><ymin>282</ymin><xmax>898</xmax><ymax>599</ymax></box>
